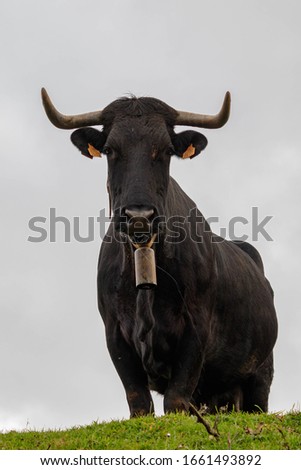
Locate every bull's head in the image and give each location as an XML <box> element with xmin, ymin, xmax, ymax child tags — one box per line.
<box><xmin>41</xmin><ymin>89</ymin><xmax>230</xmax><ymax>245</ymax></box>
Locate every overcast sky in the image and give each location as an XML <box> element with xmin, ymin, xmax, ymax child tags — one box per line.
<box><xmin>1</xmin><ymin>0</ymin><xmax>300</xmax><ymax>431</ymax></box>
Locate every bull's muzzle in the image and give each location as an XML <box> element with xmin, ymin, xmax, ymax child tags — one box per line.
<box><xmin>124</xmin><ymin>208</ymin><xmax>157</xmax><ymax>289</ymax></box>
<box><xmin>125</xmin><ymin>208</ymin><xmax>154</xmax><ymax>245</ymax></box>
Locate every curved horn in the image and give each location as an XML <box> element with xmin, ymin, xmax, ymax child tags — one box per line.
<box><xmin>41</xmin><ymin>88</ymin><xmax>104</xmax><ymax>129</ymax></box>
<box><xmin>175</xmin><ymin>91</ymin><xmax>231</xmax><ymax>129</ymax></box>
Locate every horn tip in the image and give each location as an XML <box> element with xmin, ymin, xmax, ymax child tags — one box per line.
<box><xmin>41</xmin><ymin>87</ymin><xmax>50</xmax><ymax>109</ymax></box>
<box><xmin>223</xmin><ymin>91</ymin><xmax>231</xmax><ymax>122</ymax></box>
<box><xmin>225</xmin><ymin>91</ymin><xmax>231</xmax><ymax>104</ymax></box>
<box><xmin>41</xmin><ymin>87</ymin><xmax>47</xmax><ymax>99</ymax></box>
<box><xmin>40</xmin><ymin>87</ymin><xmax>65</xmax><ymax>129</ymax></box>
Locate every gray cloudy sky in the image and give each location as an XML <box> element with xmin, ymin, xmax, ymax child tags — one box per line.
<box><xmin>1</xmin><ymin>0</ymin><xmax>300</xmax><ymax>431</ymax></box>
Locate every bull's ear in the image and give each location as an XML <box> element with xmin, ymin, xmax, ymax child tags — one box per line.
<box><xmin>172</xmin><ymin>130</ymin><xmax>208</xmax><ymax>159</ymax></box>
<box><xmin>71</xmin><ymin>128</ymin><xmax>106</xmax><ymax>159</ymax></box>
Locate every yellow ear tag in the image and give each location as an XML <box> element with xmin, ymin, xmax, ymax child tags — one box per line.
<box><xmin>182</xmin><ymin>144</ymin><xmax>196</xmax><ymax>159</ymax></box>
<box><xmin>88</xmin><ymin>143</ymin><xmax>102</xmax><ymax>158</ymax></box>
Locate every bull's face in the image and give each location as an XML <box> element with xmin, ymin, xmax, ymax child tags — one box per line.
<box><xmin>41</xmin><ymin>90</ymin><xmax>230</xmax><ymax>243</ymax></box>
<box><xmin>70</xmin><ymin>100</ymin><xmax>207</xmax><ymax>243</ymax></box>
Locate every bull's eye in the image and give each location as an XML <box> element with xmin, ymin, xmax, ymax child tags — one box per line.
<box><xmin>103</xmin><ymin>146</ymin><xmax>112</xmax><ymax>156</ymax></box>
<box><xmin>166</xmin><ymin>147</ymin><xmax>175</xmax><ymax>156</ymax></box>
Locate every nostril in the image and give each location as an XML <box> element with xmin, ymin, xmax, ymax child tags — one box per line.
<box><xmin>125</xmin><ymin>208</ymin><xmax>154</xmax><ymax>220</ymax></box>
<box><xmin>124</xmin><ymin>207</ymin><xmax>155</xmax><ymax>239</ymax></box>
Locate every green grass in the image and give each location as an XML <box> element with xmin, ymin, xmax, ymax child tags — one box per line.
<box><xmin>1</xmin><ymin>412</ymin><xmax>300</xmax><ymax>450</ymax></box>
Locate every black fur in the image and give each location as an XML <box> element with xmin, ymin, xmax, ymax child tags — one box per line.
<box><xmin>71</xmin><ymin>96</ymin><xmax>278</xmax><ymax>416</ymax></box>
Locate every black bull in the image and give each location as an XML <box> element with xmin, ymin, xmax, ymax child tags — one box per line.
<box><xmin>41</xmin><ymin>89</ymin><xmax>278</xmax><ymax>416</ymax></box>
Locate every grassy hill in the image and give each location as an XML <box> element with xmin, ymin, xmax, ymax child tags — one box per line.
<box><xmin>0</xmin><ymin>411</ymin><xmax>300</xmax><ymax>450</ymax></box>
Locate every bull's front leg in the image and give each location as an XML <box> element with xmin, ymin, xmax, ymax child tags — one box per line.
<box><xmin>105</xmin><ymin>321</ymin><xmax>154</xmax><ymax>417</ymax></box>
<box><xmin>163</xmin><ymin>322</ymin><xmax>205</xmax><ymax>414</ymax></box>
